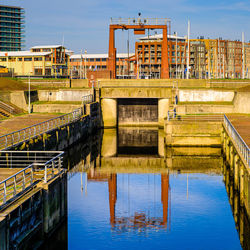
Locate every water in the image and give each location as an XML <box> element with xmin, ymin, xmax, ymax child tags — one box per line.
<box><xmin>41</xmin><ymin>129</ymin><xmax>249</xmax><ymax>250</ymax></box>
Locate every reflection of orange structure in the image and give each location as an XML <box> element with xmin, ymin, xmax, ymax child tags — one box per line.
<box><xmin>87</xmin><ymin>169</ymin><xmax>170</xmax><ymax>230</ymax></box>
<box><xmin>107</xmin><ymin>18</ymin><xmax>170</xmax><ymax>79</ymax></box>
<box><xmin>108</xmin><ymin>173</ymin><xmax>170</xmax><ymax>230</ymax></box>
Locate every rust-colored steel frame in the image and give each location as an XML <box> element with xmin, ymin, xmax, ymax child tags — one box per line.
<box><xmin>108</xmin><ymin>24</ymin><xmax>170</xmax><ymax>79</ymax></box>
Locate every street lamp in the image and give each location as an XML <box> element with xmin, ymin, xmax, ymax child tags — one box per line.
<box><xmin>84</xmin><ymin>49</ymin><xmax>87</xmax><ymax>79</ymax></box>
<box><xmin>28</xmin><ymin>71</ymin><xmax>32</xmax><ymax>114</ymax></box>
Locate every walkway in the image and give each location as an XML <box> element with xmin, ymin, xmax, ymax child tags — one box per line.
<box><xmin>0</xmin><ymin>114</ymin><xmax>57</xmax><ymax>136</ymax></box>
<box><xmin>0</xmin><ymin>168</ymin><xmax>22</xmax><ymax>182</ymax></box>
<box><xmin>228</xmin><ymin>114</ymin><xmax>250</xmax><ymax>148</ymax></box>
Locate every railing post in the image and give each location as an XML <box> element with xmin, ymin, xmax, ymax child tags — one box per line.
<box><xmin>14</xmin><ymin>176</ymin><xmax>16</xmax><ymax>195</ymax></box>
<box><xmin>58</xmin><ymin>157</ymin><xmax>62</xmax><ymax>172</ymax></box>
<box><xmin>3</xmin><ymin>182</ymin><xmax>6</xmax><ymax>203</ymax></box>
<box><xmin>22</xmin><ymin>171</ymin><xmax>26</xmax><ymax>190</ymax></box>
<box><xmin>31</xmin><ymin>166</ymin><xmax>33</xmax><ymax>184</ymax></box>
<box><xmin>52</xmin><ymin>161</ymin><xmax>55</xmax><ymax>178</ymax></box>
<box><xmin>44</xmin><ymin>165</ymin><xmax>47</xmax><ymax>183</ymax></box>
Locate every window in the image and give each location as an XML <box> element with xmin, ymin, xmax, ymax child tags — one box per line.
<box><xmin>24</xmin><ymin>57</ymin><xmax>32</xmax><ymax>61</ymax></box>
<box><xmin>18</xmin><ymin>57</ymin><xmax>22</xmax><ymax>61</ymax></box>
<box><xmin>89</xmin><ymin>58</ymin><xmax>94</xmax><ymax>62</ymax></box>
<box><xmin>102</xmin><ymin>58</ymin><xmax>107</xmax><ymax>61</ymax></box>
<box><xmin>0</xmin><ymin>58</ymin><xmax>6</xmax><ymax>61</ymax></box>
<box><xmin>34</xmin><ymin>57</ymin><xmax>42</xmax><ymax>61</ymax></box>
<box><xmin>96</xmin><ymin>58</ymin><xmax>100</xmax><ymax>62</ymax></box>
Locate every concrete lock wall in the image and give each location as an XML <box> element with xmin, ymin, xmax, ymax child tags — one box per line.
<box><xmin>33</xmin><ymin>104</ymin><xmax>81</xmax><ymax>113</ymax></box>
<box><xmin>101</xmin><ymin>98</ymin><xmax>117</xmax><ymax>128</ymax></box>
<box><xmin>233</xmin><ymin>92</ymin><xmax>250</xmax><ymax>113</ymax></box>
<box><xmin>158</xmin><ymin>99</ymin><xmax>169</xmax><ymax>128</ymax></box>
<box><xmin>179</xmin><ymin>89</ymin><xmax>235</xmax><ymax>102</ymax></box>
<box><xmin>164</xmin><ymin>121</ymin><xmax>222</xmax><ymax>147</ymax></box>
<box><xmin>101</xmin><ymin>128</ymin><xmax>117</xmax><ymax>157</ymax></box>
<box><xmin>38</xmin><ymin>89</ymin><xmax>91</xmax><ymax>102</ymax></box>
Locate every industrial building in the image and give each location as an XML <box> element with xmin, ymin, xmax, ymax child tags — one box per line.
<box><xmin>0</xmin><ymin>4</ymin><xmax>25</xmax><ymax>51</ymax></box>
<box><xmin>0</xmin><ymin>45</ymin><xmax>69</xmax><ymax>77</ymax></box>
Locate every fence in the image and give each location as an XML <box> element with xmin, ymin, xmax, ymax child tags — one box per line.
<box><xmin>0</xmin><ymin>151</ymin><xmax>64</xmax><ymax>208</ymax></box>
<box><xmin>82</xmin><ymin>94</ymin><xmax>93</xmax><ymax>105</ymax></box>
<box><xmin>0</xmin><ymin>101</ymin><xmax>15</xmax><ymax>115</ymax></box>
<box><xmin>224</xmin><ymin>115</ymin><xmax>250</xmax><ymax>167</ymax></box>
<box><xmin>167</xmin><ymin>112</ymin><xmax>224</xmax><ymax>122</ymax></box>
<box><xmin>0</xmin><ymin>108</ymin><xmax>83</xmax><ymax>150</ymax></box>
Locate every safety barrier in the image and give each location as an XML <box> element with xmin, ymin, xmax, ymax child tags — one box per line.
<box><xmin>0</xmin><ymin>101</ymin><xmax>15</xmax><ymax>115</ymax></box>
<box><xmin>167</xmin><ymin>112</ymin><xmax>224</xmax><ymax>122</ymax></box>
<box><xmin>0</xmin><ymin>108</ymin><xmax>83</xmax><ymax>150</ymax></box>
<box><xmin>224</xmin><ymin>115</ymin><xmax>250</xmax><ymax>167</ymax></box>
<box><xmin>0</xmin><ymin>151</ymin><xmax>64</xmax><ymax>208</ymax></box>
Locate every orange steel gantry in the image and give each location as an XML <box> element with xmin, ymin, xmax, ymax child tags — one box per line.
<box><xmin>107</xmin><ymin>18</ymin><xmax>170</xmax><ymax>79</ymax></box>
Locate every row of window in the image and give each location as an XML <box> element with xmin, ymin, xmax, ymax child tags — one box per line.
<box><xmin>0</xmin><ymin>57</ymin><xmax>43</xmax><ymax>62</ymax></box>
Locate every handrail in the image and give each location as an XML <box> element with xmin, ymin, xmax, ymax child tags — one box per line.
<box><xmin>223</xmin><ymin>115</ymin><xmax>250</xmax><ymax>167</ymax></box>
<box><xmin>0</xmin><ymin>108</ymin><xmax>83</xmax><ymax>150</ymax></box>
<box><xmin>82</xmin><ymin>94</ymin><xmax>93</xmax><ymax>105</ymax></box>
<box><xmin>0</xmin><ymin>151</ymin><xmax>64</xmax><ymax>208</ymax></box>
<box><xmin>0</xmin><ymin>101</ymin><xmax>15</xmax><ymax>114</ymax></box>
<box><xmin>167</xmin><ymin>112</ymin><xmax>224</xmax><ymax>122</ymax></box>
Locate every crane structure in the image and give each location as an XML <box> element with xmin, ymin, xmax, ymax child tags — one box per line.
<box><xmin>107</xmin><ymin>17</ymin><xmax>171</xmax><ymax>79</ymax></box>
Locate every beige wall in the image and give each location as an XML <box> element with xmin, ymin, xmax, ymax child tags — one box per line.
<box><xmin>101</xmin><ymin>98</ymin><xmax>117</xmax><ymax>128</ymax></box>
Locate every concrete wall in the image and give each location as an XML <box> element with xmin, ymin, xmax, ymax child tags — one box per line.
<box><xmin>38</xmin><ymin>89</ymin><xmax>91</xmax><ymax>102</ymax></box>
<box><xmin>101</xmin><ymin>98</ymin><xmax>117</xmax><ymax>128</ymax></box>
<box><xmin>179</xmin><ymin>89</ymin><xmax>234</xmax><ymax>102</ymax></box>
<box><xmin>71</xmin><ymin>79</ymin><xmax>89</xmax><ymax>88</ymax></box>
<box><xmin>233</xmin><ymin>92</ymin><xmax>250</xmax><ymax>113</ymax></box>
<box><xmin>164</xmin><ymin>121</ymin><xmax>222</xmax><ymax>147</ymax></box>
<box><xmin>33</xmin><ymin>103</ymin><xmax>81</xmax><ymax>113</ymax></box>
<box><xmin>177</xmin><ymin>104</ymin><xmax>234</xmax><ymax>114</ymax></box>
<box><xmin>158</xmin><ymin>99</ymin><xmax>169</xmax><ymax>127</ymax></box>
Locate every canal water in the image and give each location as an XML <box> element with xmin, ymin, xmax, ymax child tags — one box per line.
<box><xmin>40</xmin><ymin>128</ymin><xmax>249</xmax><ymax>250</ymax></box>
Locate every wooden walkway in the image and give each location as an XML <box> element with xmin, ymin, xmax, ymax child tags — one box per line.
<box><xmin>228</xmin><ymin>115</ymin><xmax>250</xmax><ymax>148</ymax></box>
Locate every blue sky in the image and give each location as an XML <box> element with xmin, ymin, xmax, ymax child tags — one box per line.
<box><xmin>4</xmin><ymin>0</ymin><xmax>250</xmax><ymax>54</ymax></box>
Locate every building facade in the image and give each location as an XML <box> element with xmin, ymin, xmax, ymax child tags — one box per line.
<box><xmin>69</xmin><ymin>53</ymin><xmax>135</xmax><ymax>79</ymax></box>
<box><xmin>135</xmin><ymin>34</ymin><xmax>187</xmax><ymax>79</ymax></box>
<box><xmin>0</xmin><ymin>5</ymin><xmax>25</xmax><ymax>51</ymax></box>
<box><xmin>0</xmin><ymin>45</ymin><xmax>69</xmax><ymax>77</ymax></box>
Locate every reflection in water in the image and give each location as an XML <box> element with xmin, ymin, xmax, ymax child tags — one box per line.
<box><xmin>41</xmin><ymin>128</ymin><xmax>248</xmax><ymax>249</ymax></box>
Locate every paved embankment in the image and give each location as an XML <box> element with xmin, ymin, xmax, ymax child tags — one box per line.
<box><xmin>0</xmin><ymin>114</ymin><xmax>57</xmax><ymax>136</ymax></box>
<box><xmin>228</xmin><ymin>114</ymin><xmax>250</xmax><ymax>147</ymax></box>
<box><xmin>0</xmin><ymin>168</ymin><xmax>22</xmax><ymax>182</ymax></box>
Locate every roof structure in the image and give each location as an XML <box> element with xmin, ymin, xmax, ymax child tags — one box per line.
<box><xmin>31</xmin><ymin>45</ymin><xmax>64</xmax><ymax>49</ymax></box>
<box><xmin>0</xmin><ymin>51</ymin><xmax>51</xmax><ymax>57</ymax></box>
<box><xmin>139</xmin><ymin>34</ymin><xmax>186</xmax><ymax>41</ymax></box>
<box><xmin>70</xmin><ymin>53</ymin><xmax>135</xmax><ymax>60</ymax></box>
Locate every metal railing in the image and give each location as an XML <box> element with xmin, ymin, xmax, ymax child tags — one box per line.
<box><xmin>224</xmin><ymin>115</ymin><xmax>250</xmax><ymax>167</ymax></box>
<box><xmin>0</xmin><ymin>101</ymin><xmax>15</xmax><ymax>115</ymax></box>
<box><xmin>110</xmin><ymin>17</ymin><xmax>170</xmax><ymax>25</ymax></box>
<box><xmin>0</xmin><ymin>108</ymin><xmax>83</xmax><ymax>150</ymax></box>
<box><xmin>0</xmin><ymin>151</ymin><xmax>64</xmax><ymax>208</ymax></box>
<box><xmin>82</xmin><ymin>94</ymin><xmax>93</xmax><ymax>105</ymax></box>
<box><xmin>167</xmin><ymin>112</ymin><xmax>224</xmax><ymax>122</ymax></box>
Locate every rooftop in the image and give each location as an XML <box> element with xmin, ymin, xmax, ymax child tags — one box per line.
<box><xmin>139</xmin><ymin>34</ymin><xmax>186</xmax><ymax>41</ymax></box>
<box><xmin>70</xmin><ymin>53</ymin><xmax>135</xmax><ymax>60</ymax></box>
<box><xmin>0</xmin><ymin>51</ymin><xmax>51</xmax><ymax>57</ymax></box>
<box><xmin>31</xmin><ymin>45</ymin><xmax>64</xmax><ymax>49</ymax></box>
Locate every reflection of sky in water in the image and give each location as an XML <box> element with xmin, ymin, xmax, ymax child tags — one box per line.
<box><xmin>68</xmin><ymin>172</ymin><xmax>241</xmax><ymax>250</ymax></box>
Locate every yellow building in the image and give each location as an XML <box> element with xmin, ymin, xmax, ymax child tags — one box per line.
<box><xmin>0</xmin><ymin>45</ymin><xmax>69</xmax><ymax>77</ymax></box>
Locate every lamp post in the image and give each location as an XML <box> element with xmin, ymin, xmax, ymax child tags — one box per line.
<box><xmin>28</xmin><ymin>72</ymin><xmax>31</xmax><ymax>114</ymax></box>
<box><xmin>84</xmin><ymin>49</ymin><xmax>87</xmax><ymax>79</ymax></box>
